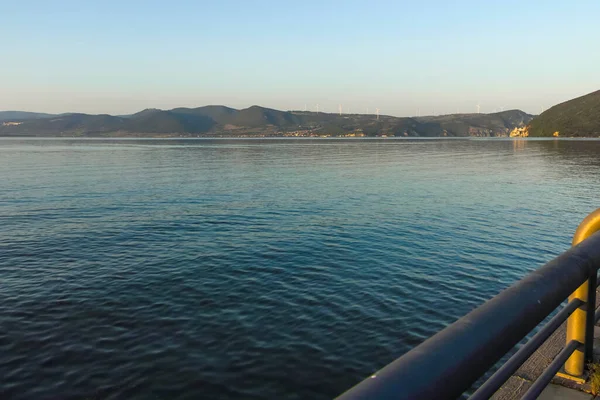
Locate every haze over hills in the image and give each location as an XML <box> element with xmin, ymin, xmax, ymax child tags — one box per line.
<box><xmin>527</xmin><ymin>90</ymin><xmax>600</xmax><ymax>137</ymax></box>
<box><xmin>0</xmin><ymin>106</ymin><xmax>534</xmax><ymax>138</ymax></box>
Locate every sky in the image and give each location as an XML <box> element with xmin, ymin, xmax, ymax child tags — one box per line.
<box><xmin>1</xmin><ymin>0</ymin><xmax>599</xmax><ymax>117</ymax></box>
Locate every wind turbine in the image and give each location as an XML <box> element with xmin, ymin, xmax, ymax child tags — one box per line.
<box><xmin>476</xmin><ymin>103</ymin><xmax>481</xmax><ymax>114</ymax></box>
<box><xmin>304</xmin><ymin>104</ymin><xmax>307</xmax><ymax>112</ymax></box>
<box><xmin>499</xmin><ymin>105</ymin><xmax>505</xmax><ymax>112</ymax></box>
<box><xmin>367</xmin><ymin>107</ymin><xmax>370</xmax><ymax>114</ymax></box>
<box><xmin>339</xmin><ymin>104</ymin><xmax>342</xmax><ymax>116</ymax></box>
<box><xmin>376</xmin><ymin>108</ymin><xmax>380</xmax><ymax>120</ymax></box>
<box><xmin>316</xmin><ymin>104</ymin><xmax>320</xmax><ymax>113</ymax></box>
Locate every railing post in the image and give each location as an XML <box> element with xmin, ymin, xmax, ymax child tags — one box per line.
<box><xmin>565</xmin><ymin>208</ymin><xmax>600</xmax><ymax>376</ymax></box>
<box><xmin>585</xmin><ymin>273</ymin><xmax>596</xmax><ymax>363</ymax></box>
<box><xmin>565</xmin><ymin>282</ymin><xmax>589</xmax><ymax>376</ymax></box>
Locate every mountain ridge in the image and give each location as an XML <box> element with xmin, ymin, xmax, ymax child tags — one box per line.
<box><xmin>0</xmin><ymin>106</ymin><xmax>534</xmax><ymax>138</ymax></box>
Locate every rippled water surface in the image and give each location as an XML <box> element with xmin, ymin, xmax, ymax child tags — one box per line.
<box><xmin>2</xmin><ymin>138</ymin><xmax>600</xmax><ymax>400</ymax></box>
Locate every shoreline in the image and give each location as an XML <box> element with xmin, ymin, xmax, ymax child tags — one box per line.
<box><xmin>1</xmin><ymin>136</ymin><xmax>598</xmax><ymax>140</ymax></box>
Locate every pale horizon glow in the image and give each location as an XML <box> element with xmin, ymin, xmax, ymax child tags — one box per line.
<box><xmin>1</xmin><ymin>0</ymin><xmax>599</xmax><ymax>117</ymax></box>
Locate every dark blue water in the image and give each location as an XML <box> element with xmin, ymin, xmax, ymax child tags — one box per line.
<box><xmin>1</xmin><ymin>138</ymin><xmax>598</xmax><ymax>400</ymax></box>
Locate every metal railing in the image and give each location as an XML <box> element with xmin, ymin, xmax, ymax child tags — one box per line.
<box><xmin>336</xmin><ymin>209</ymin><xmax>600</xmax><ymax>400</ymax></box>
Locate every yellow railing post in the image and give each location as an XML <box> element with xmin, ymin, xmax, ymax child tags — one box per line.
<box><xmin>565</xmin><ymin>208</ymin><xmax>600</xmax><ymax>376</ymax></box>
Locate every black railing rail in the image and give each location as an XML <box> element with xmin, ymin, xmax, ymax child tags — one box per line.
<box><xmin>336</xmin><ymin>229</ymin><xmax>600</xmax><ymax>400</ymax></box>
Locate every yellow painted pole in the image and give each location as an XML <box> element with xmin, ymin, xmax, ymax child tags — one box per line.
<box><xmin>565</xmin><ymin>208</ymin><xmax>600</xmax><ymax>376</ymax></box>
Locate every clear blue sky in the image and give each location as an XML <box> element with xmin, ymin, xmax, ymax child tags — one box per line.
<box><xmin>1</xmin><ymin>0</ymin><xmax>599</xmax><ymax>116</ymax></box>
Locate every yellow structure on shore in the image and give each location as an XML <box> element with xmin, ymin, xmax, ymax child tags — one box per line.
<box><xmin>509</xmin><ymin>126</ymin><xmax>529</xmax><ymax>137</ymax></box>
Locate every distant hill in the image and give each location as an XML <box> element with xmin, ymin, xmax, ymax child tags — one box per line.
<box><xmin>415</xmin><ymin>110</ymin><xmax>533</xmax><ymax>137</ymax></box>
<box><xmin>230</xmin><ymin>105</ymin><xmax>302</xmax><ymax>127</ymax></box>
<box><xmin>527</xmin><ymin>90</ymin><xmax>600</xmax><ymax>137</ymax></box>
<box><xmin>0</xmin><ymin>105</ymin><xmax>534</xmax><ymax>137</ymax></box>
<box><xmin>0</xmin><ymin>113</ymin><xmax>124</xmax><ymax>136</ymax></box>
<box><xmin>0</xmin><ymin>111</ymin><xmax>56</xmax><ymax>122</ymax></box>
<box><xmin>170</xmin><ymin>106</ymin><xmax>237</xmax><ymax>125</ymax></box>
<box><xmin>126</xmin><ymin>109</ymin><xmax>214</xmax><ymax>134</ymax></box>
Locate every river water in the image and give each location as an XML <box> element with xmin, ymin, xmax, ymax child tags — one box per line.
<box><xmin>1</xmin><ymin>138</ymin><xmax>598</xmax><ymax>399</ymax></box>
